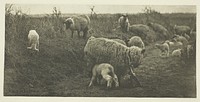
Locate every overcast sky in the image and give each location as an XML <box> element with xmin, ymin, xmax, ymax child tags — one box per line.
<box><xmin>10</xmin><ymin>4</ymin><xmax>196</xmax><ymax>14</ymax></box>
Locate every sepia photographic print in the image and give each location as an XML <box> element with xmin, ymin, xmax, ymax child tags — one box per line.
<box><xmin>1</xmin><ymin>0</ymin><xmax>199</xmax><ymax>101</ymax></box>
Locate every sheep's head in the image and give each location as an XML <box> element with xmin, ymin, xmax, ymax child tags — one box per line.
<box><xmin>127</xmin><ymin>46</ymin><xmax>145</xmax><ymax>69</ymax></box>
<box><xmin>64</xmin><ymin>18</ymin><xmax>73</xmax><ymax>29</ymax></box>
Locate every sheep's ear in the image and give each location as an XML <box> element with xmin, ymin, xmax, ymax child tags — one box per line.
<box><xmin>141</xmin><ymin>49</ymin><xmax>145</xmax><ymax>54</ymax></box>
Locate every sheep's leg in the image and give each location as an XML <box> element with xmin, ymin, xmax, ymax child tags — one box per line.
<box><xmin>130</xmin><ymin>68</ymin><xmax>141</xmax><ymax>87</ymax></box>
<box><xmin>113</xmin><ymin>74</ymin><xmax>119</xmax><ymax>87</ymax></box>
<box><xmin>103</xmin><ymin>75</ymin><xmax>112</xmax><ymax>88</ymax></box>
<box><xmin>34</xmin><ymin>44</ymin><xmax>39</xmax><ymax>52</ymax></box>
<box><xmin>88</xmin><ymin>76</ymin><xmax>96</xmax><ymax>87</ymax></box>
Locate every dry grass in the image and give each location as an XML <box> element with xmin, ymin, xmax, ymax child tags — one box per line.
<box><xmin>4</xmin><ymin>10</ymin><xmax>196</xmax><ymax>97</ymax></box>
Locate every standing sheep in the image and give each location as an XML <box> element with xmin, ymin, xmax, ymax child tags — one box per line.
<box><xmin>88</xmin><ymin>63</ymin><xmax>119</xmax><ymax>88</ymax></box>
<box><xmin>147</xmin><ymin>22</ymin><xmax>170</xmax><ymax>40</ymax></box>
<box><xmin>118</xmin><ymin>14</ymin><xmax>130</xmax><ymax>33</ymax></box>
<box><xmin>84</xmin><ymin>36</ymin><xmax>145</xmax><ymax>87</ymax></box>
<box><xmin>127</xmin><ymin>36</ymin><xmax>145</xmax><ymax>49</ymax></box>
<box><xmin>63</xmin><ymin>15</ymin><xmax>90</xmax><ymax>38</ymax></box>
<box><xmin>27</xmin><ymin>30</ymin><xmax>39</xmax><ymax>52</ymax></box>
<box><xmin>174</xmin><ymin>25</ymin><xmax>191</xmax><ymax>36</ymax></box>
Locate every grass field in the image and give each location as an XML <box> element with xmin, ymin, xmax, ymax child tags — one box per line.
<box><xmin>4</xmin><ymin>9</ymin><xmax>196</xmax><ymax>97</ymax></box>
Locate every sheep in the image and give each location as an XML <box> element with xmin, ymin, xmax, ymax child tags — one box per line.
<box><xmin>147</xmin><ymin>22</ymin><xmax>170</xmax><ymax>40</ymax></box>
<box><xmin>172</xmin><ymin>48</ymin><xmax>182</xmax><ymax>57</ymax></box>
<box><xmin>127</xmin><ymin>36</ymin><xmax>145</xmax><ymax>49</ymax></box>
<box><xmin>183</xmin><ymin>33</ymin><xmax>190</xmax><ymax>40</ymax></box>
<box><xmin>84</xmin><ymin>36</ymin><xmax>145</xmax><ymax>87</ymax></box>
<box><xmin>129</xmin><ymin>24</ymin><xmax>154</xmax><ymax>40</ymax></box>
<box><xmin>63</xmin><ymin>15</ymin><xmax>90</xmax><ymax>38</ymax></box>
<box><xmin>27</xmin><ymin>30</ymin><xmax>39</xmax><ymax>52</ymax></box>
<box><xmin>88</xmin><ymin>63</ymin><xmax>119</xmax><ymax>88</ymax></box>
<box><xmin>118</xmin><ymin>14</ymin><xmax>130</xmax><ymax>33</ymax></box>
<box><xmin>172</xmin><ymin>34</ymin><xmax>189</xmax><ymax>47</ymax></box>
<box><xmin>165</xmin><ymin>40</ymin><xmax>183</xmax><ymax>53</ymax></box>
<box><xmin>155</xmin><ymin>42</ymin><xmax>169</xmax><ymax>57</ymax></box>
<box><xmin>174</xmin><ymin>25</ymin><xmax>191</xmax><ymax>36</ymax></box>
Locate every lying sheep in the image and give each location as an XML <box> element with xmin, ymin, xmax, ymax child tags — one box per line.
<box><xmin>88</xmin><ymin>63</ymin><xmax>119</xmax><ymax>88</ymax></box>
<box><xmin>155</xmin><ymin>42</ymin><xmax>169</xmax><ymax>57</ymax></box>
<box><xmin>84</xmin><ymin>36</ymin><xmax>145</xmax><ymax>87</ymax></box>
<box><xmin>118</xmin><ymin>14</ymin><xmax>130</xmax><ymax>33</ymax></box>
<box><xmin>174</xmin><ymin>25</ymin><xmax>191</xmax><ymax>36</ymax></box>
<box><xmin>127</xmin><ymin>36</ymin><xmax>145</xmax><ymax>49</ymax></box>
<box><xmin>63</xmin><ymin>15</ymin><xmax>90</xmax><ymax>38</ymax></box>
<box><xmin>147</xmin><ymin>22</ymin><xmax>169</xmax><ymax>40</ymax></box>
<box><xmin>172</xmin><ymin>48</ymin><xmax>182</xmax><ymax>57</ymax></box>
<box><xmin>27</xmin><ymin>30</ymin><xmax>39</xmax><ymax>52</ymax></box>
<box><xmin>165</xmin><ymin>40</ymin><xmax>183</xmax><ymax>53</ymax></box>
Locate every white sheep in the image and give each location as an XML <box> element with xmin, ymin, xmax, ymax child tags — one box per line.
<box><xmin>187</xmin><ymin>45</ymin><xmax>193</xmax><ymax>58</ymax></box>
<box><xmin>155</xmin><ymin>42</ymin><xmax>169</xmax><ymax>57</ymax></box>
<box><xmin>84</xmin><ymin>36</ymin><xmax>145</xmax><ymax>87</ymax></box>
<box><xmin>63</xmin><ymin>15</ymin><xmax>90</xmax><ymax>38</ymax></box>
<box><xmin>88</xmin><ymin>63</ymin><xmax>119</xmax><ymax>88</ymax></box>
<box><xmin>165</xmin><ymin>40</ymin><xmax>183</xmax><ymax>53</ymax></box>
<box><xmin>118</xmin><ymin>14</ymin><xmax>130</xmax><ymax>33</ymax></box>
<box><xmin>172</xmin><ymin>48</ymin><xmax>182</xmax><ymax>57</ymax></box>
<box><xmin>183</xmin><ymin>33</ymin><xmax>190</xmax><ymax>40</ymax></box>
<box><xmin>27</xmin><ymin>30</ymin><xmax>39</xmax><ymax>52</ymax></box>
<box><xmin>174</xmin><ymin>25</ymin><xmax>191</xmax><ymax>36</ymax></box>
<box><xmin>127</xmin><ymin>36</ymin><xmax>145</xmax><ymax>49</ymax></box>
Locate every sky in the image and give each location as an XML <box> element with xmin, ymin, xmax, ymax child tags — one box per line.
<box><xmin>8</xmin><ymin>4</ymin><xmax>196</xmax><ymax>14</ymax></box>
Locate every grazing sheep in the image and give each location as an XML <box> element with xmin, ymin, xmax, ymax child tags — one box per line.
<box><xmin>172</xmin><ymin>35</ymin><xmax>189</xmax><ymax>46</ymax></box>
<box><xmin>155</xmin><ymin>42</ymin><xmax>169</xmax><ymax>57</ymax></box>
<box><xmin>27</xmin><ymin>30</ymin><xmax>39</xmax><ymax>52</ymax></box>
<box><xmin>84</xmin><ymin>36</ymin><xmax>145</xmax><ymax>87</ymax></box>
<box><xmin>63</xmin><ymin>15</ymin><xmax>90</xmax><ymax>38</ymax></box>
<box><xmin>127</xmin><ymin>36</ymin><xmax>145</xmax><ymax>49</ymax></box>
<box><xmin>88</xmin><ymin>63</ymin><xmax>119</xmax><ymax>88</ymax></box>
<box><xmin>118</xmin><ymin>14</ymin><xmax>130</xmax><ymax>33</ymax></box>
<box><xmin>147</xmin><ymin>22</ymin><xmax>169</xmax><ymax>40</ymax></box>
<box><xmin>174</xmin><ymin>25</ymin><xmax>191</xmax><ymax>36</ymax></box>
<box><xmin>129</xmin><ymin>24</ymin><xmax>154</xmax><ymax>40</ymax></box>
<box><xmin>172</xmin><ymin>48</ymin><xmax>182</xmax><ymax>57</ymax></box>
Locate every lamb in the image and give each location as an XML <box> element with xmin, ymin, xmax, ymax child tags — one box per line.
<box><xmin>88</xmin><ymin>63</ymin><xmax>119</xmax><ymax>88</ymax></box>
<box><xmin>63</xmin><ymin>15</ymin><xmax>90</xmax><ymax>38</ymax></box>
<box><xmin>147</xmin><ymin>22</ymin><xmax>169</xmax><ymax>40</ymax></box>
<box><xmin>27</xmin><ymin>30</ymin><xmax>39</xmax><ymax>52</ymax></box>
<box><xmin>118</xmin><ymin>14</ymin><xmax>130</xmax><ymax>33</ymax></box>
<box><xmin>174</xmin><ymin>25</ymin><xmax>191</xmax><ymax>36</ymax></box>
<box><xmin>172</xmin><ymin>48</ymin><xmax>182</xmax><ymax>57</ymax></box>
<box><xmin>84</xmin><ymin>36</ymin><xmax>145</xmax><ymax>87</ymax></box>
<box><xmin>127</xmin><ymin>36</ymin><xmax>145</xmax><ymax>49</ymax></box>
<box><xmin>155</xmin><ymin>42</ymin><xmax>169</xmax><ymax>57</ymax></box>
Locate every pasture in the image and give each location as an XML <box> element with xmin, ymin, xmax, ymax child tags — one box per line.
<box><xmin>4</xmin><ymin>10</ymin><xmax>196</xmax><ymax>97</ymax></box>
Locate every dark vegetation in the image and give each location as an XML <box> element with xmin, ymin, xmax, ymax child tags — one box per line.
<box><xmin>4</xmin><ymin>5</ymin><xmax>196</xmax><ymax>97</ymax></box>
